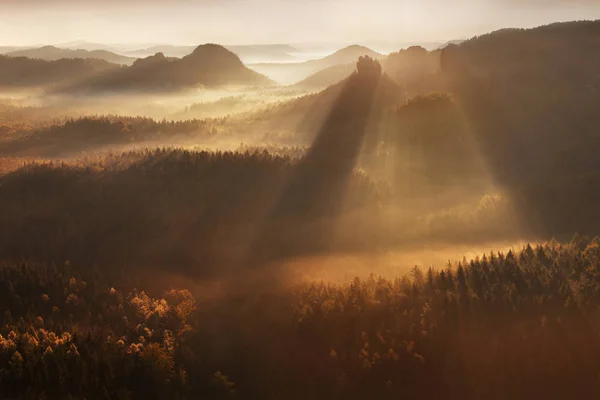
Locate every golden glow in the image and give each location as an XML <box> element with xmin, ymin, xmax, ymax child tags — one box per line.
<box><xmin>1</xmin><ymin>0</ymin><xmax>599</xmax><ymax>46</ymax></box>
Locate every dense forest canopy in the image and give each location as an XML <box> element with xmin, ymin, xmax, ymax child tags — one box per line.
<box><xmin>2</xmin><ymin>238</ymin><xmax>600</xmax><ymax>399</ymax></box>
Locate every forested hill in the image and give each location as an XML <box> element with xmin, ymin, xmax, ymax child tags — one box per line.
<box><xmin>61</xmin><ymin>44</ymin><xmax>274</xmax><ymax>93</ymax></box>
<box><xmin>438</xmin><ymin>20</ymin><xmax>600</xmax><ymax>238</ymax></box>
<box><xmin>0</xmin><ymin>55</ymin><xmax>120</xmax><ymax>88</ymax></box>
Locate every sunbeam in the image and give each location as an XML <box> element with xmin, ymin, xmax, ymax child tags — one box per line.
<box><xmin>240</xmin><ymin>57</ymin><xmax>384</xmax><ymax>273</ymax></box>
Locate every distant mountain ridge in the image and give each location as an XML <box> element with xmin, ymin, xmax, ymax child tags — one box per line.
<box><xmin>0</xmin><ymin>55</ymin><xmax>121</xmax><ymax>88</ymax></box>
<box><xmin>61</xmin><ymin>44</ymin><xmax>275</xmax><ymax>93</ymax></box>
<box><xmin>0</xmin><ymin>46</ymin><xmax>32</xmax><ymax>54</ymax></box>
<box><xmin>246</xmin><ymin>60</ymin><xmax>403</xmax><ymax>143</ymax></box>
<box><xmin>248</xmin><ymin>44</ymin><xmax>383</xmax><ymax>84</ymax></box>
<box><xmin>0</xmin><ymin>43</ymin><xmax>301</xmax><ymax>64</ymax></box>
<box><xmin>5</xmin><ymin>46</ymin><xmax>137</xmax><ymax>65</ymax></box>
<box><xmin>124</xmin><ymin>44</ymin><xmax>299</xmax><ymax>63</ymax></box>
<box><xmin>312</xmin><ymin>45</ymin><xmax>382</xmax><ymax>66</ymax></box>
<box><xmin>295</xmin><ymin>45</ymin><xmax>441</xmax><ymax>90</ymax></box>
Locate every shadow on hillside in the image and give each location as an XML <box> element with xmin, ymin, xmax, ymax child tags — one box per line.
<box><xmin>243</xmin><ymin>60</ymin><xmax>384</xmax><ymax>272</ymax></box>
<box><xmin>442</xmin><ymin>66</ymin><xmax>600</xmax><ymax>241</ymax></box>
<box><xmin>438</xmin><ymin>27</ymin><xmax>600</xmax><ymax>240</ymax></box>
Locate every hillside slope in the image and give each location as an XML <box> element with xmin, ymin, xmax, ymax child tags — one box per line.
<box><xmin>293</xmin><ymin>63</ymin><xmax>356</xmax><ymax>89</ymax></box>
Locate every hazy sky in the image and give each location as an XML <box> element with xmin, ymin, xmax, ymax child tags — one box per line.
<box><xmin>1</xmin><ymin>0</ymin><xmax>600</xmax><ymax>46</ymax></box>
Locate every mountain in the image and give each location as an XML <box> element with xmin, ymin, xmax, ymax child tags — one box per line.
<box><xmin>294</xmin><ymin>46</ymin><xmax>441</xmax><ymax>91</ymax></box>
<box><xmin>248</xmin><ymin>45</ymin><xmax>383</xmax><ymax>84</ymax></box>
<box><xmin>245</xmin><ymin>57</ymin><xmax>402</xmax><ymax>143</ymax></box>
<box><xmin>6</xmin><ymin>45</ymin><xmax>137</xmax><ymax>65</ymax></box>
<box><xmin>61</xmin><ymin>44</ymin><xmax>275</xmax><ymax>93</ymax></box>
<box><xmin>437</xmin><ymin>20</ymin><xmax>600</xmax><ymax>237</ymax></box>
<box><xmin>124</xmin><ymin>45</ymin><xmax>195</xmax><ymax>58</ymax></box>
<box><xmin>314</xmin><ymin>45</ymin><xmax>382</xmax><ymax>66</ymax></box>
<box><xmin>288</xmin><ymin>21</ymin><xmax>600</xmax><ymax>238</ymax></box>
<box><xmin>0</xmin><ymin>55</ymin><xmax>121</xmax><ymax>88</ymax></box>
<box><xmin>383</xmin><ymin>46</ymin><xmax>443</xmax><ymax>95</ymax></box>
<box><xmin>125</xmin><ymin>44</ymin><xmax>300</xmax><ymax>63</ymax></box>
<box><xmin>258</xmin><ymin>21</ymin><xmax>600</xmax><ymax>238</ymax></box>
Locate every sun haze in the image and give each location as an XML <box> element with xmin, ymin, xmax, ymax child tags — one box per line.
<box><xmin>1</xmin><ymin>0</ymin><xmax>600</xmax><ymax>46</ymax></box>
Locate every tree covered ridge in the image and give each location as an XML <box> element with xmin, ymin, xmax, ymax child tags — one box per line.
<box><xmin>0</xmin><ymin>147</ymin><xmax>521</xmax><ymax>276</ymax></box>
<box><xmin>0</xmin><ymin>148</ymin><xmax>386</xmax><ymax>273</ymax></box>
<box><xmin>60</xmin><ymin>44</ymin><xmax>273</xmax><ymax>93</ymax></box>
<box><xmin>438</xmin><ymin>20</ymin><xmax>600</xmax><ymax>238</ymax></box>
<box><xmin>0</xmin><ymin>115</ymin><xmax>231</xmax><ymax>157</ymax></box>
<box><xmin>2</xmin><ymin>236</ymin><xmax>600</xmax><ymax>398</ymax></box>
